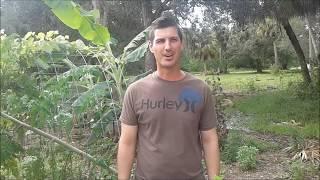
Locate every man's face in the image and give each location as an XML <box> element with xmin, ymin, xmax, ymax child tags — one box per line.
<box><xmin>149</xmin><ymin>26</ymin><xmax>183</xmax><ymax>70</ymax></box>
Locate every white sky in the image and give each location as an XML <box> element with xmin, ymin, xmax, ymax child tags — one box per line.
<box><xmin>179</xmin><ymin>6</ymin><xmax>204</xmax><ymax>29</ymax></box>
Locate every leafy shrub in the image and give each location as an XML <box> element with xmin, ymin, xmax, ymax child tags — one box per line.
<box><xmin>22</xmin><ymin>155</ymin><xmax>46</xmax><ymax>180</ymax></box>
<box><xmin>221</xmin><ymin>132</ymin><xmax>243</xmax><ymax>164</ymax></box>
<box><xmin>205</xmin><ymin>76</ymin><xmax>228</xmax><ymax>143</ymax></box>
<box><xmin>244</xmin><ymin>78</ymin><xmax>258</xmax><ymax>93</ymax></box>
<box><xmin>290</xmin><ymin>160</ymin><xmax>306</xmax><ymax>180</ymax></box>
<box><xmin>214</xmin><ymin>175</ymin><xmax>224</xmax><ymax>180</ymax></box>
<box><xmin>181</xmin><ymin>54</ymin><xmax>203</xmax><ymax>72</ymax></box>
<box><xmin>287</xmin><ymin>80</ymin><xmax>320</xmax><ymax>99</ymax></box>
<box><xmin>270</xmin><ymin>64</ymin><xmax>280</xmax><ymax>74</ymax></box>
<box><xmin>221</xmin><ymin>130</ymin><xmax>277</xmax><ymax>164</ymax></box>
<box><xmin>246</xmin><ymin>79</ymin><xmax>256</xmax><ymax>92</ymax></box>
<box><xmin>236</xmin><ymin>145</ymin><xmax>259</xmax><ymax>171</ymax></box>
<box><xmin>289</xmin><ymin>160</ymin><xmax>318</xmax><ymax>180</ymax></box>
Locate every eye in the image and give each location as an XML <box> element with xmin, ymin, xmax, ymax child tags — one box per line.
<box><xmin>155</xmin><ymin>39</ymin><xmax>165</xmax><ymax>44</ymax></box>
<box><xmin>170</xmin><ymin>37</ymin><xmax>179</xmax><ymax>42</ymax></box>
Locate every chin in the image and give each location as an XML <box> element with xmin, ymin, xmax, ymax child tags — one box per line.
<box><xmin>159</xmin><ymin>62</ymin><xmax>179</xmax><ymax>69</ymax></box>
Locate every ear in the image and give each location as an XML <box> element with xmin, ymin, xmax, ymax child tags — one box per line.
<box><xmin>149</xmin><ymin>41</ymin><xmax>154</xmax><ymax>53</ymax></box>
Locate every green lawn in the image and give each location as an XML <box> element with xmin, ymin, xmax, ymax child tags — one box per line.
<box><xmin>196</xmin><ymin>70</ymin><xmax>302</xmax><ymax>93</ymax></box>
<box><xmin>233</xmin><ymin>90</ymin><xmax>319</xmax><ymax>139</ymax></box>
<box><xmin>195</xmin><ymin>70</ymin><xmax>319</xmax><ymax>139</ymax></box>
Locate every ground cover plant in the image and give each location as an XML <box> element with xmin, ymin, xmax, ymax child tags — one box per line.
<box><xmin>214</xmin><ymin>70</ymin><xmax>319</xmax><ymax>179</ymax></box>
<box><xmin>199</xmin><ymin>70</ymin><xmax>302</xmax><ymax>93</ymax></box>
<box><xmin>1</xmin><ymin>0</ymin><xmax>319</xmax><ymax>179</ymax></box>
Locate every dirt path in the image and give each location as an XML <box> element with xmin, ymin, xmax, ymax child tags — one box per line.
<box><xmin>223</xmin><ymin>151</ymin><xmax>291</xmax><ymax>179</ymax></box>
<box><xmin>222</xmin><ymin>106</ymin><xmax>319</xmax><ymax>180</ymax></box>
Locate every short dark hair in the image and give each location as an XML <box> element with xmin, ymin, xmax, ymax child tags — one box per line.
<box><xmin>148</xmin><ymin>16</ymin><xmax>183</xmax><ymax>44</ymax></box>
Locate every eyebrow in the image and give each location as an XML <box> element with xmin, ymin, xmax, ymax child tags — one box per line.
<box><xmin>154</xmin><ymin>36</ymin><xmax>180</xmax><ymax>41</ymax></box>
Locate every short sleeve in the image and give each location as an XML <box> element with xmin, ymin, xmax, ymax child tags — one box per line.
<box><xmin>199</xmin><ymin>85</ymin><xmax>217</xmax><ymax>131</ymax></box>
<box><xmin>119</xmin><ymin>85</ymin><xmax>138</xmax><ymax>126</ymax></box>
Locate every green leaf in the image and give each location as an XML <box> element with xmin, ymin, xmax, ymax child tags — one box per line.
<box><xmin>80</xmin><ymin>8</ymin><xmax>99</xmax><ymax>21</ymax></box>
<box><xmin>72</xmin><ymin>81</ymin><xmax>111</xmax><ymax>114</ymax></box>
<box><xmin>86</xmin><ymin>109</ymin><xmax>117</xmax><ymax>145</ymax></box>
<box><xmin>54</xmin><ymin>112</ymin><xmax>73</xmax><ymax>134</ymax></box>
<box><xmin>62</xmin><ymin>58</ymin><xmax>77</xmax><ymax>69</ymax></box>
<box><xmin>0</xmin><ymin>132</ymin><xmax>24</xmax><ymax>164</ymax></box>
<box><xmin>43</xmin><ymin>0</ymin><xmax>110</xmax><ymax>46</ymax></box>
<box><xmin>123</xmin><ymin>26</ymin><xmax>149</xmax><ymax>53</ymax></box>
<box><xmin>124</xmin><ymin>42</ymin><xmax>148</xmax><ymax>63</ymax></box>
<box><xmin>34</xmin><ymin>58</ymin><xmax>50</xmax><ymax>70</ymax></box>
<box><xmin>47</xmin><ymin>1</ymin><xmax>82</xmax><ymax>29</ymax></box>
<box><xmin>91</xmin><ymin>24</ymin><xmax>110</xmax><ymax>46</ymax></box>
<box><xmin>79</xmin><ymin>19</ymin><xmax>96</xmax><ymax>41</ymax></box>
<box><xmin>40</xmin><ymin>41</ymin><xmax>60</xmax><ymax>53</ymax></box>
<box><xmin>46</xmin><ymin>65</ymin><xmax>102</xmax><ymax>86</ymax></box>
<box><xmin>214</xmin><ymin>175</ymin><xmax>224</xmax><ymax>180</ymax></box>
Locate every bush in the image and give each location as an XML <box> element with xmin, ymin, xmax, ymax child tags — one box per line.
<box><xmin>236</xmin><ymin>145</ymin><xmax>259</xmax><ymax>171</ymax></box>
<box><xmin>237</xmin><ymin>78</ymin><xmax>259</xmax><ymax>93</ymax></box>
<box><xmin>287</xmin><ymin>80</ymin><xmax>320</xmax><ymax>99</ymax></box>
<box><xmin>221</xmin><ymin>133</ymin><xmax>243</xmax><ymax>164</ymax></box>
<box><xmin>270</xmin><ymin>64</ymin><xmax>280</xmax><ymax>74</ymax></box>
<box><xmin>181</xmin><ymin>54</ymin><xmax>203</xmax><ymax>72</ymax></box>
<box><xmin>289</xmin><ymin>160</ymin><xmax>318</xmax><ymax>180</ymax></box>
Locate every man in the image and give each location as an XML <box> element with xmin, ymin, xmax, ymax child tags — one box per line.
<box><xmin>117</xmin><ymin>16</ymin><xmax>220</xmax><ymax>180</ymax></box>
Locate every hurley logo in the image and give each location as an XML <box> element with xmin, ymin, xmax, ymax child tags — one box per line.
<box><xmin>140</xmin><ymin>87</ymin><xmax>202</xmax><ymax>113</ymax></box>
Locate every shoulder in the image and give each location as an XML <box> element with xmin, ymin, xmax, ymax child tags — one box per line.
<box><xmin>185</xmin><ymin>72</ymin><xmax>210</xmax><ymax>89</ymax></box>
<box><xmin>126</xmin><ymin>73</ymin><xmax>153</xmax><ymax>93</ymax></box>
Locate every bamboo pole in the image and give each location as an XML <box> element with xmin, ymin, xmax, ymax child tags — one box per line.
<box><xmin>1</xmin><ymin>112</ymin><xmax>117</xmax><ymax>174</ymax></box>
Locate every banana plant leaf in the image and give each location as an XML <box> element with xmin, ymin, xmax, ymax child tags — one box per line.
<box><xmin>72</xmin><ymin>81</ymin><xmax>112</xmax><ymax>114</ymax></box>
<box><xmin>43</xmin><ymin>0</ymin><xmax>110</xmax><ymax>46</ymax></box>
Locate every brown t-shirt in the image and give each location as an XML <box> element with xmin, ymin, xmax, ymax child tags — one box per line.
<box><xmin>119</xmin><ymin>72</ymin><xmax>217</xmax><ymax>180</ymax></box>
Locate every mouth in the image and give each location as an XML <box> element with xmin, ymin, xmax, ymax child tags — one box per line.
<box><xmin>163</xmin><ymin>54</ymin><xmax>174</xmax><ymax>59</ymax></box>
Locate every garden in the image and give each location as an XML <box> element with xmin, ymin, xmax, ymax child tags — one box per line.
<box><xmin>1</xmin><ymin>0</ymin><xmax>319</xmax><ymax>179</ymax></box>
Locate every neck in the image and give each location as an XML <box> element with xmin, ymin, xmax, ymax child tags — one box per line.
<box><xmin>156</xmin><ymin>68</ymin><xmax>185</xmax><ymax>81</ymax></box>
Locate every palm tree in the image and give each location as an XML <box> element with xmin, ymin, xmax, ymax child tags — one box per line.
<box><xmin>203</xmin><ymin>0</ymin><xmax>320</xmax><ymax>84</ymax></box>
<box><xmin>256</xmin><ymin>18</ymin><xmax>282</xmax><ymax>70</ymax></box>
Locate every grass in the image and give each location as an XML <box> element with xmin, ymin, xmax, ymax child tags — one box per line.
<box><xmin>221</xmin><ymin>130</ymin><xmax>278</xmax><ymax>164</ymax></box>
<box><xmin>197</xmin><ymin>70</ymin><xmax>302</xmax><ymax>93</ymax></box>
<box><xmin>197</xmin><ymin>69</ymin><xmax>319</xmax><ymax>139</ymax></box>
<box><xmin>230</xmin><ymin>90</ymin><xmax>319</xmax><ymax>139</ymax></box>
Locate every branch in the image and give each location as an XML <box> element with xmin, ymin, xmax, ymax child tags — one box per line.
<box><xmin>1</xmin><ymin>112</ymin><xmax>117</xmax><ymax>174</ymax></box>
<box><xmin>153</xmin><ymin>0</ymin><xmax>171</xmax><ymax>19</ymax></box>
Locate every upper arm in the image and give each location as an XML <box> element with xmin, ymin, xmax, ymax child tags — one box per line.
<box><xmin>119</xmin><ymin>123</ymin><xmax>138</xmax><ymax>146</ymax></box>
<box><xmin>119</xmin><ymin>85</ymin><xmax>138</xmax><ymax>125</ymax></box>
<box><xmin>200</xmin><ymin>128</ymin><xmax>218</xmax><ymax>144</ymax></box>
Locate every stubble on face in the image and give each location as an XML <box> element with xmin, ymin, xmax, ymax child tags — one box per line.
<box><xmin>149</xmin><ymin>27</ymin><xmax>183</xmax><ymax>70</ymax></box>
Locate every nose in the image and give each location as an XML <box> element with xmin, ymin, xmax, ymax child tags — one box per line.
<box><xmin>164</xmin><ymin>40</ymin><xmax>171</xmax><ymax>51</ymax></box>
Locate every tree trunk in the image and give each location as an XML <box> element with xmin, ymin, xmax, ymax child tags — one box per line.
<box><xmin>305</xmin><ymin>17</ymin><xmax>319</xmax><ymax>66</ymax></box>
<box><xmin>308</xmin><ymin>28</ymin><xmax>314</xmax><ymax>63</ymax></box>
<box><xmin>280</xmin><ymin>18</ymin><xmax>311</xmax><ymax>84</ymax></box>
<box><xmin>219</xmin><ymin>47</ymin><xmax>227</xmax><ymax>73</ymax></box>
<box><xmin>204</xmin><ymin>60</ymin><xmax>208</xmax><ymax>75</ymax></box>
<box><xmin>308</xmin><ymin>24</ymin><xmax>320</xmax><ymax>85</ymax></box>
<box><xmin>91</xmin><ymin>0</ymin><xmax>108</xmax><ymax>26</ymax></box>
<box><xmin>219</xmin><ymin>47</ymin><xmax>222</xmax><ymax>73</ymax></box>
<box><xmin>256</xmin><ymin>58</ymin><xmax>263</xmax><ymax>73</ymax></box>
<box><xmin>141</xmin><ymin>0</ymin><xmax>153</xmax><ymax>27</ymax></box>
<box><xmin>101</xmin><ymin>3</ymin><xmax>108</xmax><ymax>26</ymax></box>
<box><xmin>307</xmin><ymin>27</ymin><xmax>314</xmax><ymax>78</ymax></box>
<box><xmin>140</xmin><ymin>0</ymin><xmax>157</xmax><ymax>71</ymax></box>
<box><xmin>273</xmin><ymin>41</ymin><xmax>280</xmax><ymax>68</ymax></box>
<box><xmin>305</xmin><ymin>17</ymin><xmax>316</xmax><ymax>79</ymax></box>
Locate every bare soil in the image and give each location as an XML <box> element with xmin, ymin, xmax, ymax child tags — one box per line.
<box><xmin>222</xmin><ymin>130</ymin><xmax>292</xmax><ymax>180</ymax></box>
<box><xmin>222</xmin><ymin>94</ymin><xmax>319</xmax><ymax>180</ymax></box>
